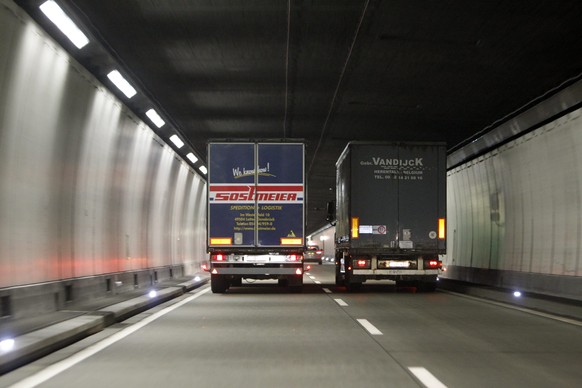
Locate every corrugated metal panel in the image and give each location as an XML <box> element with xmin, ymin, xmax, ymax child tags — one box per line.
<box><xmin>0</xmin><ymin>5</ymin><xmax>207</xmax><ymax>287</ymax></box>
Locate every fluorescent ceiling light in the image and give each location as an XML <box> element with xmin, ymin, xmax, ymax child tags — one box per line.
<box><xmin>186</xmin><ymin>153</ymin><xmax>198</xmax><ymax>163</ymax></box>
<box><xmin>169</xmin><ymin>134</ymin><xmax>184</xmax><ymax>148</ymax></box>
<box><xmin>145</xmin><ymin>108</ymin><xmax>165</xmax><ymax>128</ymax></box>
<box><xmin>199</xmin><ymin>166</ymin><xmax>207</xmax><ymax>175</ymax></box>
<box><xmin>39</xmin><ymin>1</ymin><xmax>89</xmax><ymax>49</ymax></box>
<box><xmin>107</xmin><ymin>70</ymin><xmax>137</xmax><ymax>98</ymax></box>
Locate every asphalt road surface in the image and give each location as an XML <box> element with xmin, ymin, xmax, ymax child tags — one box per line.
<box><xmin>3</xmin><ymin>265</ymin><xmax>582</xmax><ymax>388</ymax></box>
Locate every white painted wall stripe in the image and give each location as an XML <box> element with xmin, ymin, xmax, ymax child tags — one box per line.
<box><xmin>334</xmin><ymin>298</ymin><xmax>348</xmax><ymax>306</ymax></box>
<box><xmin>9</xmin><ymin>287</ymin><xmax>211</xmax><ymax>388</ymax></box>
<box><xmin>357</xmin><ymin>319</ymin><xmax>382</xmax><ymax>335</ymax></box>
<box><xmin>408</xmin><ymin>367</ymin><xmax>448</xmax><ymax>388</ymax></box>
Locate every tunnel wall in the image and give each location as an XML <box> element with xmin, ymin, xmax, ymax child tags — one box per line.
<box><xmin>444</xmin><ymin>108</ymin><xmax>582</xmax><ymax>300</ymax></box>
<box><xmin>0</xmin><ymin>1</ymin><xmax>207</xmax><ymax>317</ymax></box>
<box><xmin>307</xmin><ymin>226</ymin><xmax>335</xmax><ymax>261</ymax></box>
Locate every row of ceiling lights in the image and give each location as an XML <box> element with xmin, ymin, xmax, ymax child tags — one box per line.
<box><xmin>39</xmin><ymin>0</ymin><xmax>207</xmax><ymax>175</ymax></box>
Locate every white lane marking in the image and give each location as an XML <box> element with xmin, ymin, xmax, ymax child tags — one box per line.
<box><xmin>357</xmin><ymin>318</ymin><xmax>382</xmax><ymax>335</ymax></box>
<box><xmin>408</xmin><ymin>367</ymin><xmax>448</xmax><ymax>388</ymax></box>
<box><xmin>334</xmin><ymin>298</ymin><xmax>348</xmax><ymax>306</ymax></box>
<box><xmin>314</xmin><ymin>280</ymin><xmax>321</xmax><ymax>284</ymax></box>
<box><xmin>9</xmin><ymin>287</ymin><xmax>211</xmax><ymax>388</ymax></box>
<box><xmin>308</xmin><ymin>276</ymin><xmax>316</xmax><ymax>280</ymax></box>
<box><xmin>322</xmin><ymin>288</ymin><xmax>332</xmax><ymax>294</ymax></box>
<box><xmin>305</xmin><ymin>272</ymin><xmax>310</xmax><ymax>275</ymax></box>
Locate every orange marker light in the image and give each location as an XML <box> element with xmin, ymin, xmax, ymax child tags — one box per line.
<box><xmin>351</xmin><ymin>217</ymin><xmax>359</xmax><ymax>239</ymax></box>
<box><xmin>438</xmin><ymin>218</ymin><xmax>446</xmax><ymax>239</ymax></box>
<box><xmin>281</xmin><ymin>238</ymin><xmax>303</xmax><ymax>245</ymax></box>
<box><xmin>210</xmin><ymin>238</ymin><xmax>232</xmax><ymax>245</ymax></box>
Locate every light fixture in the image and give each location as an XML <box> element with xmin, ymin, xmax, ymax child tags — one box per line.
<box><xmin>199</xmin><ymin>166</ymin><xmax>207</xmax><ymax>175</ymax></box>
<box><xmin>39</xmin><ymin>1</ymin><xmax>89</xmax><ymax>49</ymax></box>
<box><xmin>513</xmin><ymin>291</ymin><xmax>522</xmax><ymax>298</ymax></box>
<box><xmin>148</xmin><ymin>290</ymin><xmax>157</xmax><ymax>298</ymax></box>
<box><xmin>145</xmin><ymin>108</ymin><xmax>165</xmax><ymax>128</ymax></box>
<box><xmin>169</xmin><ymin>134</ymin><xmax>184</xmax><ymax>148</ymax></box>
<box><xmin>186</xmin><ymin>152</ymin><xmax>198</xmax><ymax>164</ymax></box>
<box><xmin>0</xmin><ymin>338</ymin><xmax>15</xmax><ymax>352</ymax></box>
<box><xmin>107</xmin><ymin>70</ymin><xmax>137</xmax><ymax>98</ymax></box>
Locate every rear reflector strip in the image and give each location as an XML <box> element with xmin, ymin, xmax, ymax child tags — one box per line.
<box><xmin>210</xmin><ymin>238</ymin><xmax>232</xmax><ymax>245</ymax></box>
<box><xmin>351</xmin><ymin>217</ymin><xmax>359</xmax><ymax>239</ymax></box>
<box><xmin>438</xmin><ymin>218</ymin><xmax>446</xmax><ymax>239</ymax></box>
<box><xmin>281</xmin><ymin>238</ymin><xmax>303</xmax><ymax>245</ymax></box>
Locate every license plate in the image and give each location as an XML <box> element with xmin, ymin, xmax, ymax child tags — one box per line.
<box><xmin>378</xmin><ymin>260</ymin><xmax>412</xmax><ymax>269</ymax></box>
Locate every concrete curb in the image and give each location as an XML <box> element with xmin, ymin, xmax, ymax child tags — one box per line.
<box><xmin>0</xmin><ymin>276</ymin><xmax>209</xmax><ymax>374</ymax></box>
<box><xmin>438</xmin><ymin>278</ymin><xmax>582</xmax><ymax>322</ymax></box>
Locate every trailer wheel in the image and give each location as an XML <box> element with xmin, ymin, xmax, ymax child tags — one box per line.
<box><xmin>335</xmin><ymin>259</ymin><xmax>345</xmax><ymax>286</ymax></box>
<box><xmin>418</xmin><ymin>281</ymin><xmax>437</xmax><ymax>292</ymax></box>
<box><xmin>346</xmin><ymin>282</ymin><xmax>362</xmax><ymax>292</ymax></box>
<box><xmin>211</xmin><ymin>274</ymin><xmax>228</xmax><ymax>293</ymax></box>
<box><xmin>231</xmin><ymin>276</ymin><xmax>242</xmax><ymax>287</ymax></box>
<box><xmin>287</xmin><ymin>275</ymin><xmax>303</xmax><ymax>292</ymax></box>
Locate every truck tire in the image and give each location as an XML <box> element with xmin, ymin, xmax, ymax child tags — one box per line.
<box><xmin>418</xmin><ymin>281</ymin><xmax>437</xmax><ymax>292</ymax></box>
<box><xmin>396</xmin><ymin>280</ymin><xmax>416</xmax><ymax>289</ymax></box>
<box><xmin>335</xmin><ymin>260</ymin><xmax>345</xmax><ymax>286</ymax></box>
<box><xmin>231</xmin><ymin>276</ymin><xmax>242</xmax><ymax>287</ymax></box>
<box><xmin>288</xmin><ymin>275</ymin><xmax>303</xmax><ymax>292</ymax></box>
<box><xmin>346</xmin><ymin>281</ymin><xmax>362</xmax><ymax>292</ymax></box>
<box><xmin>211</xmin><ymin>274</ymin><xmax>228</xmax><ymax>293</ymax></box>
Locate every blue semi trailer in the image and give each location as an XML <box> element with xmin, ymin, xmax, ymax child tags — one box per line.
<box><xmin>207</xmin><ymin>141</ymin><xmax>306</xmax><ymax>293</ymax></box>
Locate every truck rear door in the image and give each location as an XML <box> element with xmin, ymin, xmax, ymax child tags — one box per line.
<box><xmin>208</xmin><ymin>142</ymin><xmax>305</xmax><ymax>250</ymax></box>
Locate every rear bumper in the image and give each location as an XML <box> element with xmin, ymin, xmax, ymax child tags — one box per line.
<box><xmin>353</xmin><ymin>269</ymin><xmax>439</xmax><ymax>276</ymax></box>
<box><xmin>211</xmin><ymin>266</ymin><xmax>302</xmax><ymax>276</ymax></box>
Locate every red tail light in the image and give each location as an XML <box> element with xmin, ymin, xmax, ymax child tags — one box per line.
<box><xmin>316</xmin><ymin>250</ymin><xmax>323</xmax><ymax>255</ymax></box>
<box><xmin>355</xmin><ymin>258</ymin><xmax>371</xmax><ymax>269</ymax></box>
<box><xmin>212</xmin><ymin>254</ymin><xmax>224</xmax><ymax>261</ymax></box>
<box><xmin>425</xmin><ymin>259</ymin><xmax>441</xmax><ymax>269</ymax></box>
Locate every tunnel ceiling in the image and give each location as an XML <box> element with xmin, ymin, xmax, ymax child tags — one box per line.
<box><xmin>14</xmin><ymin>0</ymin><xmax>582</xmax><ymax>234</ymax></box>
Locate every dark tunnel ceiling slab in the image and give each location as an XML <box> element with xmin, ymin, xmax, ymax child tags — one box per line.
<box><xmin>15</xmin><ymin>0</ymin><xmax>582</xmax><ymax>234</ymax></box>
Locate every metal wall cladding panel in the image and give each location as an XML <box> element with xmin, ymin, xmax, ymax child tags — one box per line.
<box><xmin>445</xmin><ymin>108</ymin><xmax>582</xmax><ymax>277</ymax></box>
<box><xmin>470</xmin><ymin>160</ymin><xmax>491</xmax><ymax>268</ymax></box>
<box><xmin>0</xmin><ymin>4</ymin><xmax>207</xmax><ymax>287</ymax></box>
<box><xmin>337</xmin><ymin>142</ymin><xmax>446</xmax><ymax>251</ymax></box>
